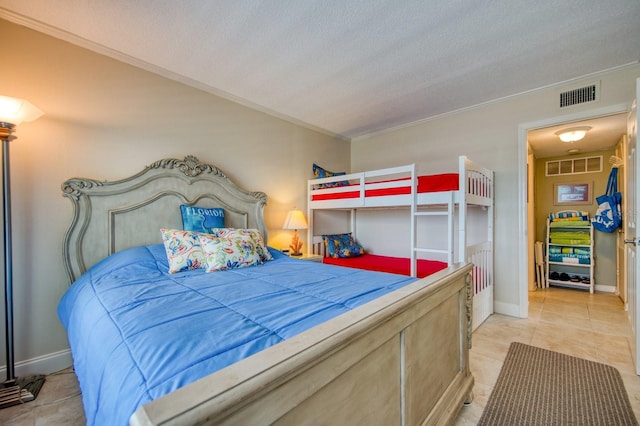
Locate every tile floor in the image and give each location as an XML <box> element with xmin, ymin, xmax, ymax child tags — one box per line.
<box><xmin>455</xmin><ymin>287</ymin><xmax>640</xmax><ymax>424</ymax></box>
<box><xmin>1</xmin><ymin>367</ymin><xmax>84</xmax><ymax>425</ymax></box>
<box><xmin>2</xmin><ymin>287</ymin><xmax>639</xmax><ymax>425</ymax></box>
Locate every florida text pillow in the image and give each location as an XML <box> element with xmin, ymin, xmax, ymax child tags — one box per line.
<box><xmin>180</xmin><ymin>205</ymin><xmax>225</xmax><ymax>233</ymax></box>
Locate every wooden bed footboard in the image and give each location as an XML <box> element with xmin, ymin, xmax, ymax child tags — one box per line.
<box><xmin>131</xmin><ymin>263</ymin><xmax>474</xmax><ymax>426</ymax></box>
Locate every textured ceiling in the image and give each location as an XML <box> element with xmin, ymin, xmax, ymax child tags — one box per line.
<box><xmin>528</xmin><ymin>113</ymin><xmax>628</xmax><ymax>159</ymax></box>
<box><xmin>1</xmin><ymin>0</ymin><xmax>639</xmax><ymax>140</ymax></box>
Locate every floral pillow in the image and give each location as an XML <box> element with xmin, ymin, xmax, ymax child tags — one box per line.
<box><xmin>322</xmin><ymin>233</ymin><xmax>365</xmax><ymax>258</ymax></box>
<box><xmin>198</xmin><ymin>233</ymin><xmax>263</xmax><ymax>272</ymax></box>
<box><xmin>180</xmin><ymin>205</ymin><xmax>225</xmax><ymax>233</ymax></box>
<box><xmin>209</xmin><ymin>228</ymin><xmax>273</xmax><ymax>262</ymax></box>
<box><xmin>160</xmin><ymin>228</ymin><xmax>208</xmax><ymax>273</ymax></box>
<box><xmin>313</xmin><ymin>164</ymin><xmax>349</xmax><ymax>189</ymax></box>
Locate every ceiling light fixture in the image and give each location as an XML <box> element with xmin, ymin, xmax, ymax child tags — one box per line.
<box><xmin>555</xmin><ymin>126</ymin><xmax>592</xmax><ymax>143</ymax></box>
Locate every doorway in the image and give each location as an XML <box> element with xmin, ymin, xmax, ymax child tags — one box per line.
<box><xmin>517</xmin><ymin>103</ymin><xmax>630</xmax><ymax>319</ymax></box>
<box><xmin>527</xmin><ymin>113</ymin><xmax>628</xmax><ymax>300</ymax></box>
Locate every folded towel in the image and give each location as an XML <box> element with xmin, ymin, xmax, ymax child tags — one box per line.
<box><xmin>548</xmin><ymin>246</ymin><xmax>590</xmax><ymax>255</ymax></box>
<box><xmin>549</xmin><ymin>211</ymin><xmax>589</xmax><ymax>221</ymax></box>
<box><xmin>549</xmin><ymin>220</ymin><xmax>591</xmax><ymax>228</ymax></box>
<box><xmin>550</xmin><ymin>238</ymin><xmax>591</xmax><ymax>245</ymax></box>
<box><xmin>549</xmin><ymin>254</ymin><xmax>591</xmax><ymax>265</ymax></box>
<box><xmin>549</xmin><ymin>230</ymin><xmax>590</xmax><ymax>238</ymax></box>
<box><xmin>549</xmin><ymin>230</ymin><xmax>590</xmax><ymax>245</ymax></box>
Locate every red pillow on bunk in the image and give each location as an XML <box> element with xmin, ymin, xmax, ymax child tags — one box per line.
<box><xmin>322</xmin><ymin>233</ymin><xmax>365</xmax><ymax>258</ymax></box>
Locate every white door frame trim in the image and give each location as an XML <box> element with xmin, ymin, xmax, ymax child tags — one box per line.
<box><xmin>517</xmin><ymin>103</ymin><xmax>631</xmax><ymax>318</ymax></box>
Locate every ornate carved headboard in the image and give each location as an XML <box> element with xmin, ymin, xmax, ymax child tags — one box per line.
<box><xmin>61</xmin><ymin>155</ymin><xmax>267</xmax><ymax>283</ymax></box>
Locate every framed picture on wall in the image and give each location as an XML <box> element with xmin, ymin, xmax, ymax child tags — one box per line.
<box><xmin>554</xmin><ymin>182</ymin><xmax>592</xmax><ymax>205</ymax></box>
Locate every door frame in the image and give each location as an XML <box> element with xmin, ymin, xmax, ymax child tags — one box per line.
<box><xmin>517</xmin><ymin>103</ymin><xmax>631</xmax><ymax>318</ymax></box>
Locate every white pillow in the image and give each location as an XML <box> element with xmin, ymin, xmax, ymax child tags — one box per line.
<box><xmin>198</xmin><ymin>233</ymin><xmax>263</xmax><ymax>272</ymax></box>
<box><xmin>160</xmin><ymin>229</ymin><xmax>207</xmax><ymax>273</ymax></box>
<box><xmin>209</xmin><ymin>228</ymin><xmax>273</xmax><ymax>262</ymax></box>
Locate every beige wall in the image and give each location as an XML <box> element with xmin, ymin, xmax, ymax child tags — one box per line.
<box><xmin>534</xmin><ymin>149</ymin><xmax>618</xmax><ymax>288</ymax></box>
<box><xmin>0</xmin><ymin>20</ymin><xmax>349</xmax><ymax>374</ymax></box>
<box><xmin>351</xmin><ymin>64</ymin><xmax>640</xmax><ymax>317</ymax></box>
<box><xmin>3</xmin><ymin>16</ymin><xmax>640</xmax><ymax>376</ymax></box>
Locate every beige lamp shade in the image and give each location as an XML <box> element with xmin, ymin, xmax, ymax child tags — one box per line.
<box><xmin>0</xmin><ymin>96</ymin><xmax>44</xmax><ymax>126</ymax></box>
<box><xmin>283</xmin><ymin>209</ymin><xmax>308</xmax><ymax>230</ymax></box>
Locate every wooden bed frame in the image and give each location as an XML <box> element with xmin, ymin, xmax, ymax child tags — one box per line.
<box><xmin>61</xmin><ymin>155</ymin><xmax>474</xmax><ymax>425</ymax></box>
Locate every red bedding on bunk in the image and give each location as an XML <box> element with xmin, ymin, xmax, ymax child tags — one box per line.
<box><xmin>311</xmin><ymin>173</ymin><xmax>459</xmax><ymax>201</ymax></box>
<box><xmin>322</xmin><ymin>254</ymin><xmax>448</xmax><ymax>278</ymax></box>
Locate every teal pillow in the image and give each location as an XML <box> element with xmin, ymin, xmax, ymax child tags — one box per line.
<box><xmin>322</xmin><ymin>233</ymin><xmax>365</xmax><ymax>258</ymax></box>
<box><xmin>337</xmin><ymin>244</ymin><xmax>365</xmax><ymax>258</ymax></box>
<box><xmin>180</xmin><ymin>205</ymin><xmax>224</xmax><ymax>233</ymax></box>
<box><xmin>313</xmin><ymin>164</ymin><xmax>349</xmax><ymax>188</ymax></box>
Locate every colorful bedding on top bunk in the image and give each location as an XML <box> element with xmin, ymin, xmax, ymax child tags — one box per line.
<box><xmin>548</xmin><ymin>211</ymin><xmax>591</xmax><ymax>264</ymax></box>
<box><xmin>311</xmin><ymin>173</ymin><xmax>459</xmax><ymax>201</ymax></box>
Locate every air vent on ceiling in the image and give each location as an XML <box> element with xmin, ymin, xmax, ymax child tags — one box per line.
<box><xmin>559</xmin><ymin>83</ymin><xmax>598</xmax><ymax>108</ymax></box>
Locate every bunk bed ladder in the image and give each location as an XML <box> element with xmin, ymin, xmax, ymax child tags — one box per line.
<box><xmin>411</xmin><ymin>190</ymin><xmax>455</xmax><ymax>277</ymax></box>
<box><xmin>410</xmin><ymin>164</ymin><xmax>417</xmax><ymax>277</ymax></box>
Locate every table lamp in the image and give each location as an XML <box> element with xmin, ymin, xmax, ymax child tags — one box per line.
<box><xmin>283</xmin><ymin>209</ymin><xmax>308</xmax><ymax>256</ymax></box>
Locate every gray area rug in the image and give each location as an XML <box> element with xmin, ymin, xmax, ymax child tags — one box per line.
<box><xmin>478</xmin><ymin>342</ymin><xmax>638</xmax><ymax>426</ymax></box>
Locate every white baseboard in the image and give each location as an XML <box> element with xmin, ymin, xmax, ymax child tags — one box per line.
<box><xmin>0</xmin><ymin>349</ymin><xmax>73</xmax><ymax>377</ymax></box>
<box><xmin>494</xmin><ymin>301</ymin><xmax>524</xmax><ymax>318</ymax></box>
<box><xmin>595</xmin><ymin>284</ymin><xmax>616</xmax><ymax>293</ymax></box>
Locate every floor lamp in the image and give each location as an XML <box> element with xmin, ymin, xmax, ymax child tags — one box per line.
<box><xmin>0</xmin><ymin>96</ymin><xmax>45</xmax><ymax>409</ymax></box>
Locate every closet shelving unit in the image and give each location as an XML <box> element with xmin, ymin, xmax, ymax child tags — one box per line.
<box><xmin>545</xmin><ymin>217</ymin><xmax>594</xmax><ymax>293</ymax></box>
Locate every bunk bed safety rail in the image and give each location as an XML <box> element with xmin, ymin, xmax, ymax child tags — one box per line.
<box><xmin>308</xmin><ymin>164</ymin><xmax>417</xmax><ymax>208</ymax></box>
<box><xmin>310</xmin><ymin>172</ymin><xmax>365</xmax><ymax>193</ymax></box>
<box><xmin>467</xmin><ymin>240</ymin><xmax>494</xmax><ymax>328</ymax></box>
<box><xmin>467</xmin><ymin>170</ymin><xmax>492</xmax><ymax>198</ymax></box>
<box><xmin>309</xmin><ymin>165</ymin><xmax>415</xmax><ymax>188</ymax></box>
<box><xmin>461</xmin><ymin>156</ymin><xmax>493</xmax><ymax>204</ymax></box>
<box><xmin>467</xmin><ymin>241</ymin><xmax>493</xmax><ymax>293</ymax></box>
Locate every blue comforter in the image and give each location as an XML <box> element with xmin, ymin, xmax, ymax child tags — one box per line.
<box><xmin>58</xmin><ymin>245</ymin><xmax>416</xmax><ymax>425</ymax></box>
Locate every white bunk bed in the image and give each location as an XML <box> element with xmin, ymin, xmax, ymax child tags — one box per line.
<box><xmin>307</xmin><ymin>155</ymin><xmax>494</xmax><ymax>330</ymax></box>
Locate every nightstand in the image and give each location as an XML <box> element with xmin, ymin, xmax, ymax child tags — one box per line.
<box><xmin>289</xmin><ymin>253</ymin><xmax>323</xmax><ymax>263</ymax></box>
